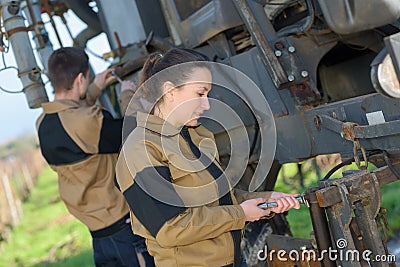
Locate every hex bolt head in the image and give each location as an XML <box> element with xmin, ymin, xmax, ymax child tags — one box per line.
<box><xmin>288</xmin><ymin>46</ymin><xmax>296</xmax><ymax>53</ymax></box>
<box><xmin>288</xmin><ymin>75</ymin><xmax>295</xmax><ymax>82</ymax></box>
<box><xmin>301</xmin><ymin>70</ymin><xmax>309</xmax><ymax>78</ymax></box>
<box><xmin>275</xmin><ymin>50</ymin><xmax>282</xmax><ymax>57</ymax></box>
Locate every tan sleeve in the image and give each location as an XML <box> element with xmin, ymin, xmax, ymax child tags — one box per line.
<box><xmin>59</xmin><ymin>105</ymin><xmax>103</xmax><ymax>154</ymax></box>
<box><xmin>119</xmin><ymin>90</ymin><xmax>135</xmax><ymax>115</ymax></box>
<box><xmin>85</xmin><ymin>83</ymin><xmax>102</xmax><ymax>106</ymax></box>
<box><xmin>233</xmin><ymin>189</ymin><xmax>273</xmax><ymax>204</ymax></box>
<box><xmin>155</xmin><ymin>204</ymin><xmax>246</xmax><ymax>248</ymax></box>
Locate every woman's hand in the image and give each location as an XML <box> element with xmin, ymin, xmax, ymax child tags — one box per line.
<box><xmin>267</xmin><ymin>192</ymin><xmax>301</xmax><ymax>214</ymax></box>
<box><xmin>240</xmin><ymin>198</ymin><xmax>272</xmax><ymax>222</ymax></box>
<box><xmin>121</xmin><ymin>80</ymin><xmax>137</xmax><ymax>93</ymax></box>
<box><xmin>239</xmin><ymin>192</ymin><xmax>300</xmax><ymax>222</ymax></box>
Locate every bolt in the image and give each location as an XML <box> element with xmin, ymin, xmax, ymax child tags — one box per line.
<box><xmin>8</xmin><ymin>1</ymin><xmax>20</xmax><ymax>15</ymax></box>
<box><xmin>301</xmin><ymin>70</ymin><xmax>309</xmax><ymax>78</ymax></box>
<box><xmin>288</xmin><ymin>46</ymin><xmax>296</xmax><ymax>53</ymax></box>
<box><xmin>274</xmin><ymin>50</ymin><xmax>282</xmax><ymax>57</ymax></box>
<box><xmin>288</xmin><ymin>75</ymin><xmax>295</xmax><ymax>82</ymax></box>
<box><xmin>274</xmin><ymin>41</ymin><xmax>284</xmax><ymax>50</ymax></box>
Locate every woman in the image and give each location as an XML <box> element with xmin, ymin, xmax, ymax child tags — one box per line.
<box><xmin>116</xmin><ymin>48</ymin><xmax>300</xmax><ymax>267</ymax></box>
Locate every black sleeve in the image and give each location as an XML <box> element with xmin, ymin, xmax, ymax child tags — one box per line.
<box><xmin>98</xmin><ymin>110</ymin><xmax>123</xmax><ymax>153</ymax></box>
<box><xmin>123</xmin><ymin>166</ymin><xmax>186</xmax><ymax>237</ymax></box>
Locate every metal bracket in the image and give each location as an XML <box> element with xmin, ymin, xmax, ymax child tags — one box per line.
<box><xmin>320</xmin><ymin>115</ymin><xmax>400</xmax><ymax>139</ymax></box>
<box><xmin>273</xmin><ymin>38</ymin><xmax>321</xmax><ymax>105</ymax></box>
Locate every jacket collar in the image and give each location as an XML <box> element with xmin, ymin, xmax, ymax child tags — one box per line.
<box><xmin>136</xmin><ymin>112</ymin><xmax>201</xmax><ymax>137</ymax></box>
<box><xmin>136</xmin><ymin>111</ymin><xmax>182</xmax><ymax>136</ymax></box>
<box><xmin>41</xmin><ymin>99</ymin><xmax>80</xmax><ymax>114</ymax></box>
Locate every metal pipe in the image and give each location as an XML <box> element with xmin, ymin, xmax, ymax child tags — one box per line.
<box><xmin>21</xmin><ymin>0</ymin><xmax>53</xmax><ymax>72</ymax></box>
<box><xmin>25</xmin><ymin>0</ymin><xmax>42</xmax><ymax>46</ymax></box>
<box><xmin>1</xmin><ymin>0</ymin><xmax>47</xmax><ymax>108</ymax></box>
<box><xmin>306</xmin><ymin>188</ymin><xmax>336</xmax><ymax>267</ymax></box>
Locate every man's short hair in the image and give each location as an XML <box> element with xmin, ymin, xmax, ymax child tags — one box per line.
<box><xmin>48</xmin><ymin>47</ymin><xmax>89</xmax><ymax>93</ymax></box>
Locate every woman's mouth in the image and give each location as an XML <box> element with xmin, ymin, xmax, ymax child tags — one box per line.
<box><xmin>193</xmin><ymin>112</ymin><xmax>202</xmax><ymax>119</ymax></box>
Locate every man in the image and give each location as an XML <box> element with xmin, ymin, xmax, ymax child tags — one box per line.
<box><xmin>37</xmin><ymin>47</ymin><xmax>154</xmax><ymax>267</ymax></box>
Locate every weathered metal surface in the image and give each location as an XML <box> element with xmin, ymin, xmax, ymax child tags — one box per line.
<box><xmin>233</xmin><ymin>0</ymin><xmax>288</xmax><ymax>88</ymax></box>
<box><xmin>324</xmin><ymin>183</ymin><xmax>361</xmax><ymax>267</ymax></box>
<box><xmin>354</xmin><ymin>201</ymin><xmax>389</xmax><ymax>267</ymax></box>
<box><xmin>305</xmin><ymin>188</ymin><xmax>336</xmax><ymax>267</ymax></box>
<box><xmin>315</xmin><ymin>187</ymin><xmax>341</xmax><ymax>208</ymax></box>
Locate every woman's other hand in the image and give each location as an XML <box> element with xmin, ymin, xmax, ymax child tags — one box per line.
<box><xmin>267</xmin><ymin>192</ymin><xmax>301</xmax><ymax>214</ymax></box>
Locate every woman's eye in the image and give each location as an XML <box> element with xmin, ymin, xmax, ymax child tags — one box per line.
<box><xmin>198</xmin><ymin>93</ymin><xmax>205</xmax><ymax>97</ymax></box>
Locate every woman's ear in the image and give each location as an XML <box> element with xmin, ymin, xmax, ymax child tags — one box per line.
<box><xmin>163</xmin><ymin>81</ymin><xmax>176</xmax><ymax>102</ymax></box>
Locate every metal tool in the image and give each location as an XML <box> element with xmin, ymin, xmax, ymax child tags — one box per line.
<box><xmin>111</xmin><ymin>70</ymin><xmax>123</xmax><ymax>83</ymax></box>
<box><xmin>257</xmin><ymin>196</ymin><xmax>305</xmax><ymax>209</ymax></box>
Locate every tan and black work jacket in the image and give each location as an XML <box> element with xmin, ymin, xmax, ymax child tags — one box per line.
<box><xmin>116</xmin><ymin>112</ymin><xmax>272</xmax><ymax>267</ymax></box>
<box><xmin>37</xmin><ymin>85</ymin><xmax>134</xmax><ymax>231</ymax></box>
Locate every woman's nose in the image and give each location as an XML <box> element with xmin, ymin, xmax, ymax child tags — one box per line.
<box><xmin>201</xmin><ymin>97</ymin><xmax>210</xmax><ymax>110</ymax></box>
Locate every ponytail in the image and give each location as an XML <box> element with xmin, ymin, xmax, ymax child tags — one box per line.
<box><xmin>139</xmin><ymin>48</ymin><xmax>208</xmax><ymax>86</ymax></box>
<box><xmin>139</xmin><ymin>53</ymin><xmax>163</xmax><ymax>87</ymax></box>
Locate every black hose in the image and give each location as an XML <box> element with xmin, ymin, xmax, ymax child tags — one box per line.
<box><xmin>321</xmin><ymin>157</ymin><xmax>354</xmax><ymax>181</ymax></box>
<box><xmin>321</xmin><ymin>150</ymin><xmax>382</xmax><ymax>181</ymax></box>
<box><xmin>277</xmin><ymin>0</ymin><xmax>314</xmax><ymax>36</ymax></box>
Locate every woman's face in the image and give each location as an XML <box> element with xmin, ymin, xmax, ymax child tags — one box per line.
<box><xmin>166</xmin><ymin>67</ymin><xmax>212</xmax><ymax>127</ymax></box>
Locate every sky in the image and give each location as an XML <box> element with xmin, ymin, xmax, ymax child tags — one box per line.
<box><xmin>0</xmin><ymin>10</ymin><xmax>110</xmax><ymax>144</ymax></box>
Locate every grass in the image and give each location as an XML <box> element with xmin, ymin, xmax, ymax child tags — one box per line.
<box><xmin>381</xmin><ymin>180</ymin><xmax>400</xmax><ymax>231</ymax></box>
<box><xmin>0</xmin><ymin>167</ymin><xmax>93</xmax><ymax>267</ymax></box>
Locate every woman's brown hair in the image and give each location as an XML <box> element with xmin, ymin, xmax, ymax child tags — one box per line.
<box><xmin>138</xmin><ymin>48</ymin><xmax>210</xmax><ymax>113</ymax></box>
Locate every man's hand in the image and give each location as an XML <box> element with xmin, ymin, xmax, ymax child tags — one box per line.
<box><xmin>121</xmin><ymin>80</ymin><xmax>136</xmax><ymax>93</ymax></box>
<box><xmin>93</xmin><ymin>69</ymin><xmax>115</xmax><ymax>90</ymax></box>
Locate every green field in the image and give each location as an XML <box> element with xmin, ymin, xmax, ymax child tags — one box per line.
<box><xmin>1</xmin><ymin>163</ymin><xmax>399</xmax><ymax>266</ymax></box>
<box><xmin>0</xmin><ymin>167</ymin><xmax>94</xmax><ymax>267</ymax></box>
